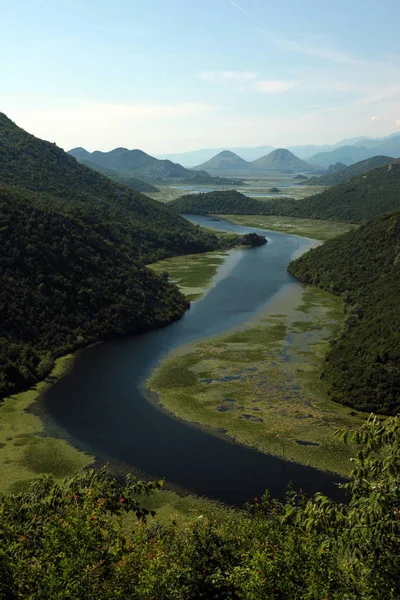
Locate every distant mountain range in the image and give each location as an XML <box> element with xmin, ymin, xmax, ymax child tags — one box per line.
<box><xmin>156</xmin><ymin>145</ymin><xmax>275</xmax><ymax>166</ymax></box>
<box><xmin>250</xmin><ymin>149</ymin><xmax>311</xmax><ymax>172</ymax></box>
<box><xmin>68</xmin><ymin>147</ymin><xmax>241</xmax><ymax>185</ymax></box>
<box><xmin>155</xmin><ymin>132</ymin><xmax>400</xmax><ymax>167</ymax></box>
<box><xmin>194</xmin><ymin>150</ymin><xmax>250</xmax><ymax>172</ymax></box>
<box><xmin>172</xmin><ymin>159</ymin><xmax>400</xmax><ymax>224</ymax></box>
<box><xmin>304</xmin><ymin>156</ymin><xmax>396</xmax><ymax>186</ymax></box>
<box><xmin>194</xmin><ymin>148</ymin><xmax>314</xmax><ymax>174</ymax></box>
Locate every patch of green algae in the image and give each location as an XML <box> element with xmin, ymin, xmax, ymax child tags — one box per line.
<box><xmin>219</xmin><ymin>215</ymin><xmax>355</xmax><ymax>241</ymax></box>
<box><xmin>148</xmin><ymin>251</ymin><xmax>230</xmax><ymax>301</ymax></box>
<box><xmin>149</xmin><ymin>284</ymin><xmax>363</xmax><ymax>476</ymax></box>
<box><xmin>0</xmin><ymin>355</ymin><xmax>94</xmax><ymax>494</ymax></box>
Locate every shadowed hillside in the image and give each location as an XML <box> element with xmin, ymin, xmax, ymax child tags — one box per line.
<box><xmin>289</xmin><ymin>211</ymin><xmax>400</xmax><ymax>414</ymax></box>
<box><xmin>304</xmin><ymin>156</ymin><xmax>396</xmax><ymax>186</ymax></box>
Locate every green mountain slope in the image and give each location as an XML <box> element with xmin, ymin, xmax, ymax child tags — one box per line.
<box><xmin>170</xmin><ymin>160</ymin><xmax>400</xmax><ymax>224</ymax></box>
<box><xmin>79</xmin><ymin>159</ymin><xmax>160</xmax><ymax>193</ymax></box>
<box><xmin>194</xmin><ymin>150</ymin><xmax>250</xmax><ymax>172</ymax></box>
<box><xmin>69</xmin><ymin>146</ymin><xmax>242</xmax><ymax>184</ymax></box>
<box><xmin>0</xmin><ymin>184</ymin><xmax>188</xmax><ymax>398</ymax></box>
<box><xmin>250</xmin><ymin>148</ymin><xmax>312</xmax><ymax>172</ymax></box>
<box><xmin>285</xmin><ymin>161</ymin><xmax>400</xmax><ymax>222</ymax></box>
<box><xmin>304</xmin><ymin>156</ymin><xmax>395</xmax><ymax>186</ymax></box>
<box><xmin>0</xmin><ymin>113</ymin><xmax>225</xmax><ymax>262</ymax></box>
<box><xmin>288</xmin><ymin>211</ymin><xmax>400</xmax><ymax>414</ymax></box>
<box><xmin>169</xmin><ymin>190</ymin><xmax>292</xmax><ymax>215</ymax></box>
<box><xmin>0</xmin><ymin>113</ymin><xmax>239</xmax><ymax>398</ymax></box>
<box><xmin>308</xmin><ymin>145</ymin><xmax>373</xmax><ymax>167</ymax></box>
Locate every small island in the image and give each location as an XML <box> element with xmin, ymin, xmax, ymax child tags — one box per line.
<box><xmin>237</xmin><ymin>232</ymin><xmax>267</xmax><ymax>246</ymax></box>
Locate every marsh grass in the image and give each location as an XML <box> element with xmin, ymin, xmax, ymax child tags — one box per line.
<box><xmin>149</xmin><ymin>285</ymin><xmax>362</xmax><ymax>476</ymax></box>
<box><xmin>146</xmin><ymin>180</ymin><xmax>326</xmax><ymax>204</ymax></box>
<box><xmin>220</xmin><ymin>215</ymin><xmax>355</xmax><ymax>241</ymax></box>
<box><xmin>148</xmin><ymin>250</ymin><xmax>231</xmax><ymax>300</ymax></box>
<box><xmin>0</xmin><ymin>355</ymin><xmax>93</xmax><ymax>495</ymax></box>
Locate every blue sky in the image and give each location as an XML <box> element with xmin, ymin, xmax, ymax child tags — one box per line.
<box><xmin>1</xmin><ymin>0</ymin><xmax>400</xmax><ymax>152</ymax></box>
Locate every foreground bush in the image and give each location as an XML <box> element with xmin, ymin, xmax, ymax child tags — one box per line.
<box><xmin>1</xmin><ymin>415</ymin><xmax>399</xmax><ymax>599</ymax></box>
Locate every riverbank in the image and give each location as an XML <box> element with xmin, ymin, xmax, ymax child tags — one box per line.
<box><xmin>0</xmin><ymin>354</ymin><xmax>94</xmax><ymax>494</ymax></box>
<box><xmin>148</xmin><ymin>250</ymin><xmax>232</xmax><ymax>301</ymax></box>
<box><xmin>149</xmin><ymin>282</ymin><xmax>363</xmax><ymax>476</ymax></box>
<box><xmin>216</xmin><ymin>215</ymin><xmax>355</xmax><ymax>241</ymax></box>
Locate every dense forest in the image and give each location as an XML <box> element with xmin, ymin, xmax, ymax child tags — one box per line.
<box><xmin>0</xmin><ymin>184</ymin><xmax>190</xmax><ymax>398</ymax></box>
<box><xmin>79</xmin><ymin>159</ymin><xmax>160</xmax><ymax>193</ymax></box>
<box><xmin>171</xmin><ymin>161</ymin><xmax>400</xmax><ymax>223</ymax></box>
<box><xmin>303</xmin><ymin>155</ymin><xmax>395</xmax><ymax>186</ymax></box>
<box><xmin>289</xmin><ymin>211</ymin><xmax>400</xmax><ymax>414</ymax></box>
<box><xmin>169</xmin><ymin>190</ymin><xmax>291</xmax><ymax>215</ymax></box>
<box><xmin>0</xmin><ymin>114</ymin><xmax>247</xmax><ymax>399</ymax></box>
<box><xmin>0</xmin><ymin>113</ymin><xmax>229</xmax><ymax>263</ymax></box>
<box><xmin>1</xmin><ymin>415</ymin><xmax>399</xmax><ymax>599</ymax></box>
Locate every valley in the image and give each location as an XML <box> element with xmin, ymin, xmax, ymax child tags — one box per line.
<box><xmin>147</xmin><ymin>176</ymin><xmax>327</xmax><ymax>203</ymax></box>
<box><xmin>2</xmin><ymin>1</ymin><xmax>400</xmax><ymax>594</ymax></box>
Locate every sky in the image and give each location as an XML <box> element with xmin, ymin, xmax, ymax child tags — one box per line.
<box><xmin>1</xmin><ymin>0</ymin><xmax>400</xmax><ymax>153</ymax></box>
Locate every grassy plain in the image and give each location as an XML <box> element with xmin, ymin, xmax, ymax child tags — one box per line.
<box><xmin>220</xmin><ymin>215</ymin><xmax>356</xmax><ymax>241</ymax></box>
<box><xmin>147</xmin><ymin>178</ymin><xmax>326</xmax><ymax>204</ymax></box>
<box><xmin>0</xmin><ymin>355</ymin><xmax>94</xmax><ymax>495</ymax></box>
<box><xmin>148</xmin><ymin>250</ymin><xmax>232</xmax><ymax>301</ymax></box>
<box><xmin>149</xmin><ymin>284</ymin><xmax>363</xmax><ymax>476</ymax></box>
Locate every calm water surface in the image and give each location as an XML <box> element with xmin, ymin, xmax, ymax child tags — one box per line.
<box><xmin>42</xmin><ymin>216</ymin><xmax>345</xmax><ymax>505</ymax></box>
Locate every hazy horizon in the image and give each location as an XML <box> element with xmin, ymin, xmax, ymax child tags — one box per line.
<box><xmin>2</xmin><ymin>0</ymin><xmax>400</xmax><ymax>153</ymax></box>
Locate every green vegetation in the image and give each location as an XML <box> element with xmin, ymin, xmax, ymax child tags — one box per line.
<box><xmin>0</xmin><ymin>356</ymin><xmax>93</xmax><ymax>494</ymax></box>
<box><xmin>169</xmin><ymin>190</ymin><xmax>294</xmax><ymax>215</ymax></box>
<box><xmin>1</xmin><ymin>415</ymin><xmax>399</xmax><ymax>599</ymax></box>
<box><xmin>0</xmin><ymin>113</ymin><xmax>229</xmax><ymax>263</ymax></box>
<box><xmin>80</xmin><ymin>159</ymin><xmax>160</xmax><ymax>192</ymax></box>
<box><xmin>220</xmin><ymin>215</ymin><xmax>355</xmax><ymax>241</ymax></box>
<box><xmin>304</xmin><ymin>155</ymin><xmax>396</xmax><ymax>186</ymax></box>
<box><xmin>171</xmin><ymin>161</ymin><xmax>400</xmax><ymax>223</ymax></box>
<box><xmin>0</xmin><ymin>113</ymin><xmax>255</xmax><ymax>399</ymax></box>
<box><xmin>0</xmin><ymin>184</ymin><xmax>193</xmax><ymax>399</ymax></box>
<box><xmin>283</xmin><ymin>161</ymin><xmax>400</xmax><ymax>222</ymax></box>
<box><xmin>289</xmin><ymin>210</ymin><xmax>400</xmax><ymax>414</ymax></box>
<box><xmin>149</xmin><ymin>285</ymin><xmax>362</xmax><ymax>475</ymax></box>
<box><xmin>148</xmin><ymin>251</ymin><xmax>230</xmax><ymax>301</ymax></box>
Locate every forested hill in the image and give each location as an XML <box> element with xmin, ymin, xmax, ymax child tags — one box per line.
<box><xmin>0</xmin><ymin>113</ymin><xmax>224</xmax><ymax>262</ymax></box>
<box><xmin>0</xmin><ymin>184</ymin><xmax>189</xmax><ymax>399</ymax></box>
<box><xmin>288</xmin><ymin>211</ymin><xmax>400</xmax><ymax>415</ymax></box>
<box><xmin>79</xmin><ymin>159</ymin><xmax>160</xmax><ymax>193</ymax></box>
<box><xmin>303</xmin><ymin>156</ymin><xmax>395</xmax><ymax>186</ymax></box>
<box><xmin>169</xmin><ymin>190</ymin><xmax>295</xmax><ymax>215</ymax></box>
<box><xmin>170</xmin><ymin>162</ymin><xmax>400</xmax><ymax>224</ymax></box>
<box><xmin>285</xmin><ymin>161</ymin><xmax>400</xmax><ymax>222</ymax></box>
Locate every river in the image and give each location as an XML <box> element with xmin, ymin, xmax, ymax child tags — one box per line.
<box><xmin>40</xmin><ymin>216</ymin><xmax>345</xmax><ymax>506</ymax></box>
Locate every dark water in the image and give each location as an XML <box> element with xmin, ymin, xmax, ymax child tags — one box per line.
<box><xmin>42</xmin><ymin>216</ymin><xmax>345</xmax><ymax>506</ymax></box>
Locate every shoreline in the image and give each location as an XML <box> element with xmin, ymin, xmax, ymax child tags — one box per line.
<box><xmin>0</xmin><ymin>353</ymin><xmax>94</xmax><ymax>495</ymax></box>
<box><xmin>0</xmin><ymin>217</ymin><xmax>352</xmax><ymax>498</ymax></box>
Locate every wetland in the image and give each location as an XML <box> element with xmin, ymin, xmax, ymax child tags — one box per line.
<box><xmin>1</xmin><ymin>216</ymin><xmax>357</xmax><ymax>504</ymax></box>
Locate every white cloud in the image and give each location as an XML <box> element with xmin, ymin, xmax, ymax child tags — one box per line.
<box><xmin>198</xmin><ymin>71</ymin><xmax>258</xmax><ymax>83</ymax></box>
<box><xmin>254</xmin><ymin>80</ymin><xmax>297</xmax><ymax>93</ymax></box>
<box><xmin>197</xmin><ymin>71</ymin><xmax>296</xmax><ymax>93</ymax></box>
<box><xmin>370</xmin><ymin>116</ymin><xmax>379</xmax><ymax>121</ymax></box>
<box><xmin>396</xmin><ymin>120</ymin><xmax>400</xmax><ymax>128</ymax></box>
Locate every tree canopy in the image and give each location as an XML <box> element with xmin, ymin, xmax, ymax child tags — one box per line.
<box><xmin>288</xmin><ymin>210</ymin><xmax>400</xmax><ymax>414</ymax></box>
